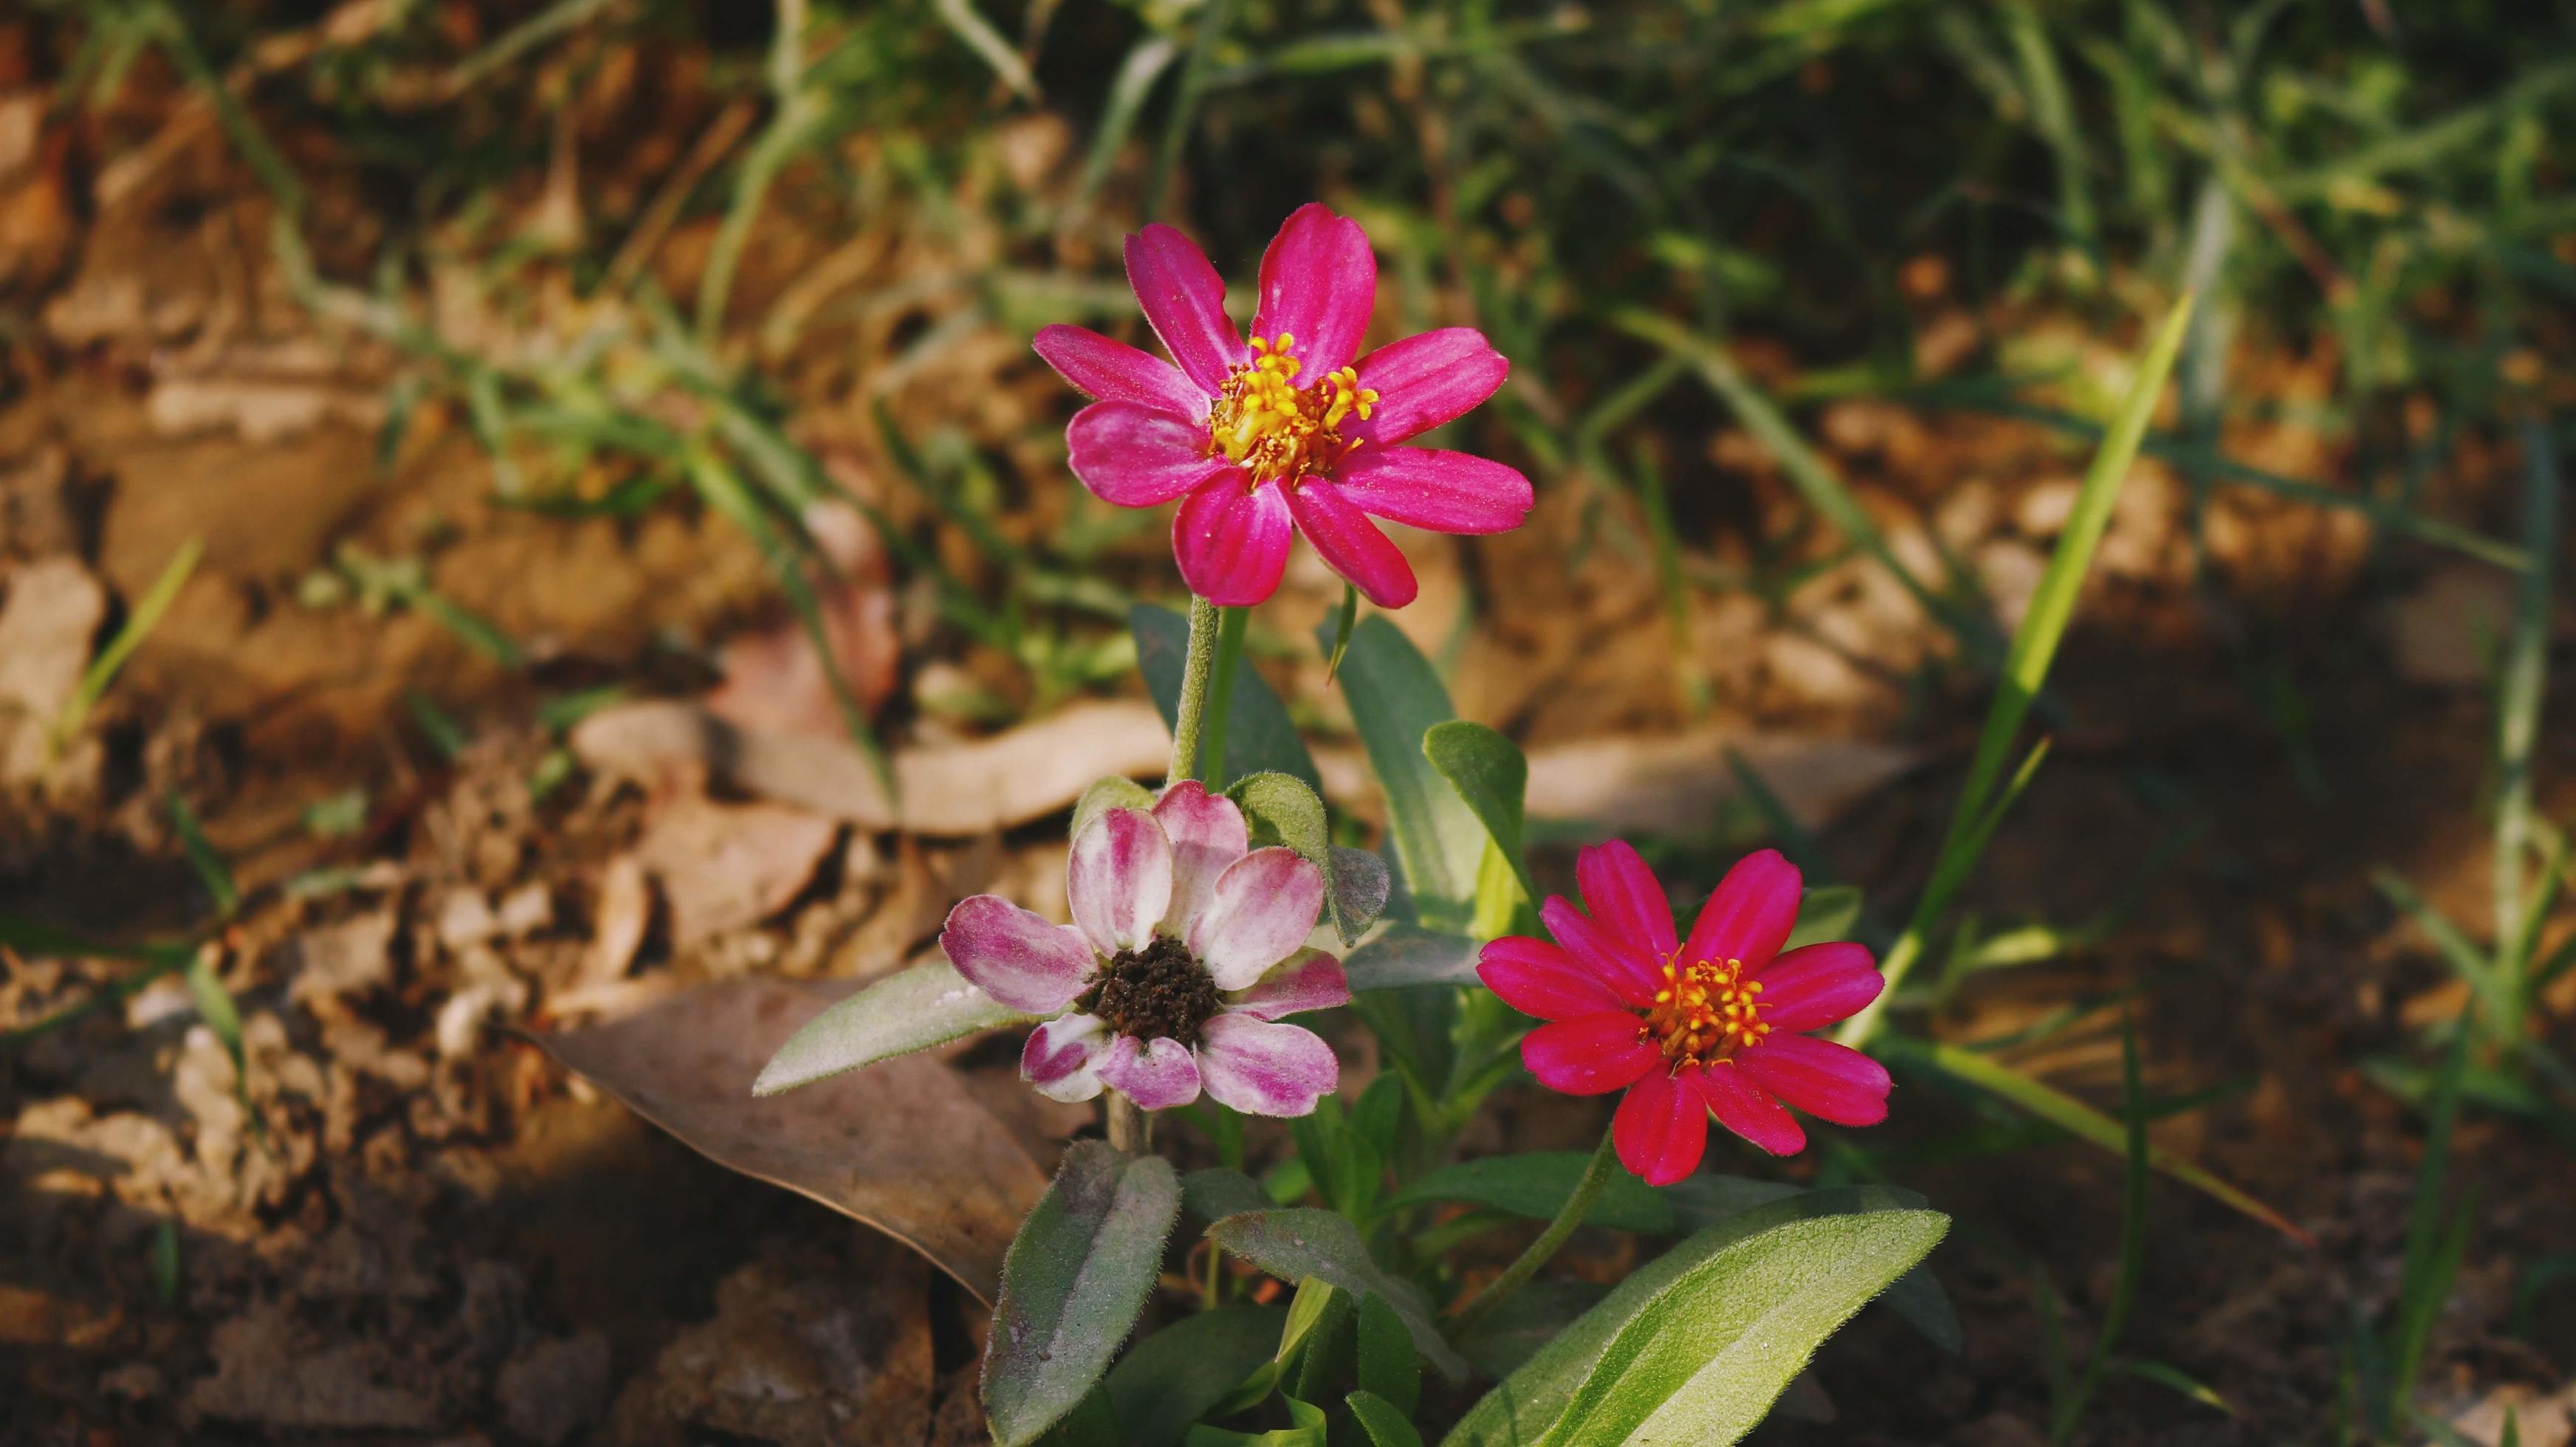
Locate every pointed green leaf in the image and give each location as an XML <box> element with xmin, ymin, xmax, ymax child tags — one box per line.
<box><xmin>1105</xmin><ymin>1305</ymin><xmax>1288</xmax><ymax>1447</ymax></box>
<box><xmin>1184</xmin><ymin>1167</ymin><xmax>1274</xmax><ymax>1225</ymax></box>
<box><xmin>1328</xmin><ymin>617</ymin><xmax>1486</xmax><ymax>923</ymax></box>
<box><xmin>1423</xmin><ymin>721</ymin><xmax>1533</xmax><ymax>904</ymax></box>
<box><xmin>1231</xmin><ymin>772</ymin><xmax>1381</xmax><ymax>945</ymax></box>
<box><xmin>1382</xmin><ymin>1152</ymin><xmax>1676</xmax><ymax>1234</ymax></box>
<box><xmin>1207</xmin><ymin>1210</ymin><xmax>1471</xmax><ymax>1382</ymax></box>
<box><xmin>1356</xmin><ymin>1293</ymin><xmax>1421</xmax><ymax>1418</ymax></box>
<box><xmin>1347</xmin><ymin>1391</ymin><xmax>1426</xmax><ymax>1447</ymax></box>
<box><xmin>1184</xmin><ymin>1395</ymin><xmax>1328</xmax><ymax>1446</ymax></box>
<box><xmin>753</xmin><ymin>963</ymin><xmax>1034</xmax><ymax>1096</ymax></box>
<box><xmin>985</xmin><ymin>1142</ymin><xmax>1184</xmax><ymax>1447</ymax></box>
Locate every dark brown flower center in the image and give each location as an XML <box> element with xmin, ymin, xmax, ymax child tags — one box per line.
<box><xmin>1076</xmin><ymin>935</ymin><xmax>1223</xmax><ymax>1046</ymax></box>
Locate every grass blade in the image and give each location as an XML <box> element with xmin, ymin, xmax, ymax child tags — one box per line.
<box><xmin>56</xmin><ymin>536</ymin><xmax>201</xmax><ymax>749</ymax></box>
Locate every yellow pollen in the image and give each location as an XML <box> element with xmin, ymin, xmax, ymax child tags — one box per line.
<box><xmin>1207</xmin><ymin>332</ymin><xmax>1381</xmax><ymax>487</ymax></box>
<box><xmin>1639</xmin><ymin>954</ymin><xmax>1769</xmax><ymax>1066</ymax></box>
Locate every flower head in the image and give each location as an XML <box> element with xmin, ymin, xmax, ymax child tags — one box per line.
<box><xmin>940</xmin><ymin>782</ymin><xmax>1347</xmax><ymax>1116</ymax></box>
<box><xmin>1477</xmin><ymin>843</ymin><xmax>1890</xmax><ymax>1185</ymax></box>
<box><xmin>1034</xmin><ymin>202</ymin><xmax>1534</xmax><ymax>608</ymax></box>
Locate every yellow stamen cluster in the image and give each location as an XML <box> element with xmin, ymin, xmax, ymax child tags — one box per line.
<box><xmin>1640</xmin><ymin>954</ymin><xmax>1768</xmax><ymax>1065</ymax></box>
<box><xmin>1206</xmin><ymin>332</ymin><xmax>1380</xmax><ymax>486</ymax></box>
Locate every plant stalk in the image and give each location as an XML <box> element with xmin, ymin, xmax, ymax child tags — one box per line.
<box><xmin>1449</xmin><ymin>1123</ymin><xmax>1621</xmax><ymax>1335</ymax></box>
<box><xmin>1167</xmin><ymin>596</ymin><xmax>1223</xmax><ymax>783</ymax></box>
<box><xmin>1105</xmin><ymin>1094</ymin><xmax>1153</xmax><ymax>1155</ymax></box>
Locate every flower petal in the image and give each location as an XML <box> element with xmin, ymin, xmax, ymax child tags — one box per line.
<box><xmin>1021</xmin><ymin>1014</ymin><xmax>1110</xmax><ymax>1103</ymax></box>
<box><xmin>1125</xmin><ymin>223</ymin><xmax>1243</xmax><ymax>396</ymax></box>
<box><xmin>938</xmin><ymin>895</ymin><xmax>1095</xmax><ymax>1013</ymax></box>
<box><xmin>1754</xmin><ymin>942</ymin><xmax>1884</xmax><ymax>1034</ymax></box>
<box><xmin>1690</xmin><ymin>1062</ymin><xmax>1807</xmax><ymax>1156</ymax></box>
<box><xmin>1285</xmin><ymin>479</ymin><xmax>1416</xmax><ymax>608</ymax></box>
<box><xmin>1577</xmin><ymin>839</ymin><xmax>1679</xmax><ymax>961</ymax></box>
<box><xmin>1347</xmin><ymin>328</ymin><xmax>1510</xmax><ymax>446</ymax></box>
<box><xmin>1250</xmin><ymin>202</ymin><xmax>1376</xmax><ymax>379</ymax></box>
<box><xmin>1520</xmin><ymin>1011</ymin><xmax>1660</xmax><ymax>1096</ymax></box>
<box><xmin>1226</xmin><ymin>949</ymin><xmax>1350</xmax><ymax>1020</ymax></box>
<box><xmin>1330</xmin><ymin>446</ymin><xmax>1533</xmax><ymax>536</ymax></box>
<box><xmin>1614</xmin><ymin>1070</ymin><xmax>1710</xmax><ymax>1186</ymax></box>
<box><xmin>1067</xmin><ymin>807</ymin><xmax>1173</xmax><ymax>957</ymax></box>
<box><xmin>1685</xmin><ymin>848</ymin><xmax>1802</xmax><ymax>974</ymax></box>
<box><xmin>1732</xmin><ymin>1034</ymin><xmax>1891</xmax><ymax>1128</ymax></box>
<box><xmin>1068</xmin><ymin>402</ymin><xmax>1234</xmax><ymax>507</ymax></box>
<box><xmin>1153</xmin><ymin>780</ymin><xmax>1251</xmax><ymax>935</ymax></box>
<box><xmin>1098</xmin><ymin>1033</ymin><xmax>1203</xmax><ymax>1111</ymax></box>
<box><xmin>1173</xmin><ymin>480</ymin><xmax>1294</xmax><ymax>607</ymax></box>
<box><xmin>1539</xmin><ymin>896</ymin><xmax>1662</xmax><ymax>1008</ymax></box>
<box><xmin>1189</xmin><ymin>846</ymin><xmax>1325</xmax><ymax>990</ymax></box>
<box><xmin>1034</xmin><ymin>323</ymin><xmax>1209</xmax><ymax>419</ymax></box>
<box><xmin>1477</xmin><ymin>935</ymin><xmax>1628</xmax><ymax>1022</ymax></box>
<box><xmin>1196</xmin><ymin>1012</ymin><xmax>1339</xmax><ymax>1116</ymax></box>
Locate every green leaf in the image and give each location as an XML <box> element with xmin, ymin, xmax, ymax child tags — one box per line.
<box><xmin>1184</xmin><ymin>1396</ymin><xmax>1328</xmax><ymax>1446</ymax></box>
<box><xmin>1328</xmin><ymin>617</ymin><xmax>1487</xmax><ymax>924</ymax></box>
<box><xmin>1347</xmin><ymin>1391</ymin><xmax>1427</xmax><ymax>1447</ymax></box>
<box><xmin>1784</xmin><ymin>885</ymin><xmax>1863</xmax><ymax>951</ymax></box>
<box><xmin>1422</xmin><ymin>721</ymin><xmax>1534</xmax><ymax>904</ymax></box>
<box><xmin>1323</xmin><ymin>584</ymin><xmax>1360</xmax><ymax>680</ymax></box>
<box><xmin>1075</xmin><ymin>777</ymin><xmax>1158</xmax><ymax>846</ymax></box>
<box><xmin>1383</xmin><ymin>1152</ymin><xmax>1676</xmax><ymax>1234</ymax></box>
<box><xmin>1356</xmin><ymin>1293</ymin><xmax>1421</xmax><ymax>1419</ymax></box>
<box><xmin>1456</xmin><ymin>1281</ymin><xmax>1608</xmax><ymax>1379</ymax></box>
<box><xmin>1291</xmin><ymin>1288</ymin><xmax>1356</xmax><ymax>1403</ymax></box>
<box><xmin>753</xmin><ymin>963</ymin><xmax>1034</xmax><ymax>1096</ymax></box>
<box><xmin>1440</xmin><ymin>1186</ymin><xmax>1940</xmax><ymax>1447</ymax></box>
<box><xmin>1184</xmin><ymin>1167</ymin><xmax>1274</xmax><ymax>1225</ymax></box>
<box><xmin>1206</xmin><ymin>1210</ymin><xmax>1472</xmax><ymax>1382</ymax></box>
<box><xmin>59</xmin><ymin>536</ymin><xmax>202</xmax><ymax>745</ymax></box>
<box><xmin>1342</xmin><ymin>929</ymin><xmax>1483</xmax><ymax>991</ymax></box>
<box><xmin>1137</xmin><ymin>604</ymin><xmax>1321</xmax><ymax>791</ymax></box>
<box><xmin>985</xmin><ymin>1142</ymin><xmax>1184</xmax><ymax>1447</ymax></box>
<box><xmin>2102</xmin><ymin>1357</ymin><xmax>2236</xmax><ymax>1417</ymax></box>
<box><xmin>166</xmin><ymin>791</ymin><xmax>238</xmax><ymax>919</ymax></box>
<box><xmin>1034</xmin><ymin>1386</ymin><xmax>1122</xmax><ymax>1447</ymax></box>
<box><xmin>1106</xmin><ymin>1305</ymin><xmax>1288</xmax><ymax>1447</ymax></box>
<box><xmin>1232</xmin><ymin>772</ymin><xmax>1380</xmax><ymax>946</ymax></box>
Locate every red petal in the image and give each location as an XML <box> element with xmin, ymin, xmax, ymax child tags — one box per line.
<box><xmin>1125</xmin><ymin>224</ymin><xmax>1245</xmax><ymax>396</ymax></box>
<box><xmin>1477</xmin><ymin>935</ymin><xmax>1627</xmax><ymax>1022</ymax></box>
<box><xmin>1733</xmin><ymin>1034</ymin><xmax>1891</xmax><ymax>1127</ymax></box>
<box><xmin>1520</xmin><ymin>1011</ymin><xmax>1660</xmax><ymax>1097</ymax></box>
<box><xmin>1577</xmin><ymin>839</ymin><xmax>1678</xmax><ymax>960</ymax></box>
<box><xmin>1034</xmin><ymin>323</ymin><xmax>1211</xmax><ymax>416</ymax></box>
<box><xmin>1540</xmin><ymin>896</ymin><xmax>1662</xmax><ymax>1008</ymax></box>
<box><xmin>1172</xmin><ymin>481</ymin><xmax>1293</xmax><ymax>606</ymax></box>
<box><xmin>1685</xmin><ymin>848</ymin><xmax>1801</xmax><ymax>973</ymax></box>
<box><xmin>1066</xmin><ymin>402</ymin><xmax>1232</xmax><ymax>506</ymax></box>
<box><xmin>1347</xmin><ymin>328</ymin><xmax>1509</xmax><ymax>445</ymax></box>
<box><xmin>1329</xmin><ymin>447</ymin><xmax>1533</xmax><ymax>535</ymax></box>
<box><xmin>1285</xmin><ymin>480</ymin><xmax>1416</xmax><ymax>608</ymax></box>
<box><xmin>1691</xmin><ymin>1062</ymin><xmax>1807</xmax><ymax>1156</ymax></box>
<box><xmin>1614</xmin><ymin>1070</ymin><xmax>1710</xmax><ymax>1186</ymax></box>
<box><xmin>1754</xmin><ymin>942</ymin><xmax>1884</xmax><ymax>1033</ymax></box>
<box><xmin>1250</xmin><ymin>202</ymin><xmax>1377</xmax><ymax>379</ymax></box>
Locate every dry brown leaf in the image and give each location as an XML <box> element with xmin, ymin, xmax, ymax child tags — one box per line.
<box><xmin>1520</xmin><ymin>729</ymin><xmax>1920</xmax><ymax>834</ymax></box>
<box><xmin>631</xmin><ymin>797</ymin><xmax>837</xmax><ymax>950</ymax></box>
<box><xmin>536</xmin><ymin>977</ymin><xmax>1048</xmax><ymax>1304</ymax></box>
<box><xmin>0</xmin><ymin>556</ymin><xmax>105</xmax><ymax>782</ymax></box>
<box><xmin>704</xmin><ymin>502</ymin><xmax>900</xmax><ymax>738</ymax></box>
<box><xmin>571</xmin><ymin>698</ymin><xmax>1169</xmax><ymax>836</ymax></box>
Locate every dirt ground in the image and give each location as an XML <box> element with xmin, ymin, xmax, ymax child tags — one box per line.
<box><xmin>3</xmin><ymin>21</ymin><xmax>2573</xmax><ymax>1447</ymax></box>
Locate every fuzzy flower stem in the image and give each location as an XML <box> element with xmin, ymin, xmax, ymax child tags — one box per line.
<box><xmin>1449</xmin><ymin>1122</ymin><xmax>1621</xmax><ymax>1336</ymax></box>
<box><xmin>1167</xmin><ymin>596</ymin><xmax>1223</xmax><ymax>785</ymax></box>
<box><xmin>1198</xmin><ymin>606</ymin><xmax>1248</xmax><ymax>788</ymax></box>
<box><xmin>1106</xmin><ymin>1093</ymin><xmax>1154</xmax><ymax>1155</ymax></box>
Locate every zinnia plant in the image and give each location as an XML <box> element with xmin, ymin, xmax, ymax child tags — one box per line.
<box><xmin>1034</xmin><ymin>202</ymin><xmax>1534</xmax><ymax>608</ymax></box>
<box><xmin>943</xmin><ymin>782</ymin><xmax>1346</xmax><ymax>1116</ymax></box>
<box><xmin>1480</xmin><ymin>842</ymin><xmax>1892</xmax><ymax>1184</ymax></box>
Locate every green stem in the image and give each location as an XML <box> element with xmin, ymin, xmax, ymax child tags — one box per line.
<box><xmin>1450</xmin><ymin>1124</ymin><xmax>1621</xmax><ymax>1335</ymax></box>
<box><xmin>1167</xmin><ymin>596</ymin><xmax>1223</xmax><ymax>783</ymax></box>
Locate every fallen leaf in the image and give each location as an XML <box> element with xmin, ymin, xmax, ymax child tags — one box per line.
<box><xmin>632</xmin><ymin>797</ymin><xmax>838</xmax><ymax>950</ymax></box>
<box><xmin>584</xmin><ymin>854</ymin><xmax>653</xmax><ymax>986</ymax></box>
<box><xmin>1520</xmin><ymin>729</ymin><xmax>1919</xmax><ymax>834</ymax></box>
<box><xmin>705</xmin><ymin>502</ymin><xmax>901</xmax><ymax>738</ymax></box>
<box><xmin>0</xmin><ymin>556</ymin><xmax>105</xmax><ymax>782</ymax></box>
<box><xmin>537</xmin><ymin>977</ymin><xmax>1048</xmax><ymax>1303</ymax></box>
<box><xmin>572</xmin><ymin>698</ymin><xmax>1170</xmax><ymax>836</ymax></box>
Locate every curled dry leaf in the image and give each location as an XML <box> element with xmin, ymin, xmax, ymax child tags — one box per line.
<box><xmin>572</xmin><ymin>698</ymin><xmax>1170</xmax><ymax>836</ymax></box>
<box><xmin>631</xmin><ymin>796</ymin><xmax>838</xmax><ymax>951</ymax></box>
<box><xmin>536</xmin><ymin>977</ymin><xmax>1048</xmax><ymax>1305</ymax></box>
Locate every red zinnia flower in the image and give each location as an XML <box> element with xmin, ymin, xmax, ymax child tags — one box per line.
<box><xmin>1477</xmin><ymin>843</ymin><xmax>1892</xmax><ymax>1185</ymax></box>
<box><xmin>1034</xmin><ymin>202</ymin><xmax>1533</xmax><ymax>608</ymax></box>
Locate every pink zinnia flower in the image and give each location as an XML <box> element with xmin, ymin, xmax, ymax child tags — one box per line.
<box><xmin>940</xmin><ymin>783</ymin><xmax>1348</xmax><ymax>1116</ymax></box>
<box><xmin>1033</xmin><ymin>202</ymin><xmax>1534</xmax><ymax>608</ymax></box>
<box><xmin>1477</xmin><ymin>843</ymin><xmax>1892</xmax><ymax>1185</ymax></box>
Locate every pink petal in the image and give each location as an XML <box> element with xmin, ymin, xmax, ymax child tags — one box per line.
<box><xmin>1477</xmin><ymin>935</ymin><xmax>1628</xmax><ymax>1022</ymax></box>
<box><xmin>1329</xmin><ymin>447</ymin><xmax>1534</xmax><ymax>536</ymax></box>
<box><xmin>1685</xmin><ymin>849</ymin><xmax>1802</xmax><ymax>974</ymax></box>
<box><xmin>1614</xmin><ymin>1070</ymin><xmax>1710</xmax><ymax>1186</ymax></box>
<box><xmin>1153</xmin><ymin>780</ymin><xmax>1251</xmax><ymax>935</ymax></box>
<box><xmin>1196</xmin><ymin>1012</ymin><xmax>1339</xmax><ymax>1116</ymax></box>
<box><xmin>1250</xmin><ymin>202</ymin><xmax>1376</xmax><ymax>379</ymax></box>
<box><xmin>1034</xmin><ymin>323</ymin><xmax>1209</xmax><ymax>419</ymax></box>
<box><xmin>1347</xmin><ymin>328</ymin><xmax>1508</xmax><ymax>445</ymax></box>
<box><xmin>1189</xmin><ymin>846</ymin><xmax>1325</xmax><ymax>991</ymax></box>
<box><xmin>1520</xmin><ymin>1011</ymin><xmax>1660</xmax><ymax>1097</ymax></box>
<box><xmin>1732</xmin><ymin>1034</ymin><xmax>1891</xmax><ymax>1127</ymax></box>
<box><xmin>1173</xmin><ymin>480</ymin><xmax>1294</xmax><ymax>607</ymax></box>
<box><xmin>938</xmin><ymin>895</ymin><xmax>1096</xmax><ymax>1014</ymax></box>
<box><xmin>1691</xmin><ymin>1062</ymin><xmax>1807</xmax><ymax>1156</ymax></box>
<box><xmin>1577</xmin><ymin>840</ymin><xmax>1679</xmax><ymax>960</ymax></box>
<box><xmin>1098</xmin><ymin>1033</ymin><xmax>1203</xmax><ymax>1111</ymax></box>
<box><xmin>1226</xmin><ymin>949</ymin><xmax>1350</xmax><ymax>1020</ymax></box>
<box><xmin>1067</xmin><ymin>807</ymin><xmax>1173</xmax><ymax>957</ymax></box>
<box><xmin>1125</xmin><ymin>223</ymin><xmax>1244</xmax><ymax>396</ymax></box>
<box><xmin>1285</xmin><ymin>479</ymin><xmax>1416</xmax><ymax>608</ymax></box>
<box><xmin>1068</xmin><ymin>402</ymin><xmax>1234</xmax><ymax>507</ymax></box>
<box><xmin>1755</xmin><ymin>942</ymin><xmax>1884</xmax><ymax>1034</ymax></box>
<box><xmin>1540</xmin><ymin>896</ymin><xmax>1662</xmax><ymax>1008</ymax></box>
<box><xmin>1021</xmin><ymin>1014</ymin><xmax>1110</xmax><ymax>1103</ymax></box>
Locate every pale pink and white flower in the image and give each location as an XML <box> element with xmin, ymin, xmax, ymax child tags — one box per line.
<box><xmin>1034</xmin><ymin>202</ymin><xmax>1533</xmax><ymax>608</ymax></box>
<box><xmin>938</xmin><ymin>781</ymin><xmax>1347</xmax><ymax>1116</ymax></box>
